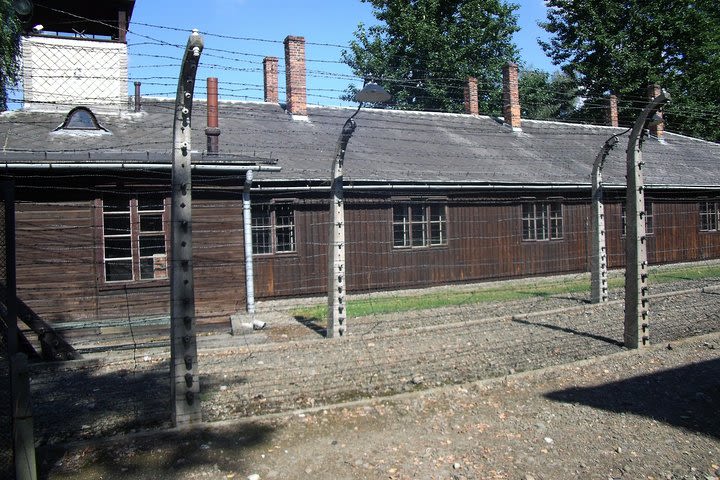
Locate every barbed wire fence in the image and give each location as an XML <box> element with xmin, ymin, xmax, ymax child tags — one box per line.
<box><xmin>0</xmin><ymin>19</ymin><xmax>719</xmax><ymax>477</ymax></box>
<box><xmin>1</xmin><ymin>177</ymin><xmax>718</xmax><ymax>448</ymax></box>
<box><xmin>0</xmin><ymin>183</ymin><xmax>12</xmax><ymax>479</ymax></box>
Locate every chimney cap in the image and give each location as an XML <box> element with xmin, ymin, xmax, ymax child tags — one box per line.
<box><xmin>284</xmin><ymin>35</ymin><xmax>305</xmax><ymax>44</ymax></box>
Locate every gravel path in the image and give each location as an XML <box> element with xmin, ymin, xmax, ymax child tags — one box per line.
<box><xmin>11</xmin><ymin>275</ymin><xmax>719</xmax><ymax>451</ymax></box>
<box><xmin>38</xmin><ymin>331</ymin><xmax>720</xmax><ymax>480</ymax></box>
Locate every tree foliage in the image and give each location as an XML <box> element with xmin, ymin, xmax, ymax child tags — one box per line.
<box><xmin>540</xmin><ymin>0</ymin><xmax>720</xmax><ymax>141</ymax></box>
<box><xmin>518</xmin><ymin>69</ymin><xmax>578</xmax><ymax>121</ymax></box>
<box><xmin>342</xmin><ymin>0</ymin><xmax>520</xmax><ymax>114</ymax></box>
<box><xmin>0</xmin><ymin>0</ymin><xmax>24</xmax><ymax>111</ymax></box>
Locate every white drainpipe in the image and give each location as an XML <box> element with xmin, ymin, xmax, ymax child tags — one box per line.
<box><xmin>243</xmin><ymin>169</ymin><xmax>256</xmax><ymax>315</ymax></box>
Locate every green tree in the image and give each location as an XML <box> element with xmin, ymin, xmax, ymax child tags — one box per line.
<box><xmin>0</xmin><ymin>0</ymin><xmax>24</xmax><ymax>111</ymax></box>
<box><xmin>342</xmin><ymin>0</ymin><xmax>520</xmax><ymax>114</ymax></box>
<box><xmin>518</xmin><ymin>68</ymin><xmax>578</xmax><ymax>121</ymax></box>
<box><xmin>540</xmin><ymin>0</ymin><xmax>720</xmax><ymax>141</ymax></box>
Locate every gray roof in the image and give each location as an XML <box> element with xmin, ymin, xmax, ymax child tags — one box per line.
<box><xmin>1</xmin><ymin>98</ymin><xmax>719</xmax><ymax>189</ymax></box>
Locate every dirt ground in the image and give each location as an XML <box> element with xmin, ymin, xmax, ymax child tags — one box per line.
<box><xmin>40</xmin><ymin>332</ymin><xmax>720</xmax><ymax>480</ymax></box>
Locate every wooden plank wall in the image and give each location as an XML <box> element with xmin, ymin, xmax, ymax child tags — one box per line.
<box><xmin>253</xmin><ymin>203</ymin><xmax>328</xmax><ymax>297</ymax></box>
<box><xmin>192</xmin><ymin>199</ymin><xmax>247</xmax><ymax>324</ymax></box>
<box><xmin>12</xmin><ymin>193</ymin><xmax>720</xmax><ymax>330</ymax></box>
<box><xmin>255</xmin><ymin>194</ymin><xmax>720</xmax><ymax>298</ymax></box>
<box><xmin>15</xmin><ymin>201</ymin><xmax>98</xmax><ymax>324</ymax></box>
<box><xmin>14</xmin><ymin>198</ymin><xmax>251</xmax><ymax>328</ymax></box>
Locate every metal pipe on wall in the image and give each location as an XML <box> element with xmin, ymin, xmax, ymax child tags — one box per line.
<box><xmin>243</xmin><ymin>169</ymin><xmax>255</xmax><ymax>314</ymax></box>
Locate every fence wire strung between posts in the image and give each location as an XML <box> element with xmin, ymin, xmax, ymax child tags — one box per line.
<box><xmin>0</xmin><ymin>168</ymin><xmax>718</xmax><ymax>451</ymax></box>
<box><xmin>0</xmin><ymin>185</ymin><xmax>12</xmax><ymax>479</ymax></box>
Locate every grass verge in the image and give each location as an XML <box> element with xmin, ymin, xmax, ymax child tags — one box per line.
<box><xmin>291</xmin><ymin>264</ymin><xmax>720</xmax><ymax>324</ymax></box>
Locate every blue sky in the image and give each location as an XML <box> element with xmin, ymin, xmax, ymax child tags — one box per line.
<box><xmin>73</xmin><ymin>1</ymin><xmax>558</xmax><ymax>108</ymax></box>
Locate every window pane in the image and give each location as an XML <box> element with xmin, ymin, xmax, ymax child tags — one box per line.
<box><xmin>275</xmin><ymin>205</ymin><xmax>296</xmax><ymax>253</ymax></box>
<box><xmin>393</xmin><ymin>206</ymin><xmax>409</xmax><ymax>247</ymax></box>
<box><xmin>105</xmin><ymin>260</ymin><xmax>133</xmax><ymax>282</ymax></box>
<box><xmin>429</xmin><ymin>205</ymin><xmax>446</xmax><ymax>245</ymax></box>
<box><xmin>105</xmin><ymin>237</ymin><xmax>131</xmax><ymax>259</ymax></box>
<box><xmin>140</xmin><ymin>258</ymin><xmax>155</xmax><ymax>280</ymax></box>
<box><xmin>537</xmin><ymin>205</ymin><xmax>549</xmax><ymax>240</ymax></box>
<box><xmin>140</xmin><ymin>235</ymin><xmax>165</xmax><ymax>257</ymax></box>
<box><xmin>550</xmin><ymin>203</ymin><xmax>563</xmax><ymax>239</ymax></box>
<box><xmin>140</xmin><ymin>213</ymin><xmax>163</xmax><ymax>233</ymax></box>
<box><xmin>66</xmin><ymin>109</ymin><xmax>97</xmax><ymax>129</ymax></box>
<box><xmin>393</xmin><ymin>205</ymin><xmax>407</xmax><ymax>223</ymax></box>
<box><xmin>411</xmin><ymin>205</ymin><xmax>426</xmax><ymax>224</ymax></box>
<box><xmin>523</xmin><ymin>218</ymin><xmax>535</xmax><ymax>240</ymax></box>
<box><xmin>252</xmin><ymin>205</ymin><xmax>272</xmax><ymax>254</ymax></box>
<box><xmin>410</xmin><ymin>205</ymin><xmax>426</xmax><ymax>247</ymax></box>
<box><xmin>700</xmin><ymin>202</ymin><xmax>715</xmax><ymax>231</ymax></box>
<box><xmin>703</xmin><ymin>202</ymin><xmax>718</xmax><ymax>231</ymax></box>
<box><xmin>522</xmin><ymin>204</ymin><xmax>534</xmax><ymax>240</ymax></box>
<box><xmin>430</xmin><ymin>222</ymin><xmax>443</xmax><ymax>245</ymax></box>
<box><xmin>394</xmin><ymin>224</ymin><xmax>409</xmax><ymax>247</ymax></box>
<box><xmin>429</xmin><ymin>205</ymin><xmax>444</xmax><ymax>222</ymax></box>
<box><xmin>138</xmin><ymin>197</ymin><xmax>165</xmax><ymax>211</ymax></box>
<box><xmin>622</xmin><ymin>204</ymin><xmax>627</xmax><ymax>236</ymax></box>
<box><xmin>104</xmin><ymin>214</ymin><xmax>130</xmax><ymax>235</ymax></box>
<box><xmin>411</xmin><ymin>222</ymin><xmax>426</xmax><ymax>247</ymax></box>
<box><xmin>550</xmin><ymin>219</ymin><xmax>562</xmax><ymax>239</ymax></box>
<box><xmin>103</xmin><ymin>198</ymin><xmax>130</xmax><ymax>212</ymax></box>
<box><xmin>276</xmin><ymin>227</ymin><xmax>295</xmax><ymax>252</ymax></box>
<box><xmin>645</xmin><ymin>202</ymin><xmax>653</xmax><ymax>234</ymax></box>
<box><xmin>276</xmin><ymin>205</ymin><xmax>294</xmax><ymax>227</ymax></box>
<box><xmin>252</xmin><ymin>206</ymin><xmax>271</xmax><ymax>227</ymax></box>
<box><xmin>252</xmin><ymin>229</ymin><xmax>272</xmax><ymax>254</ymax></box>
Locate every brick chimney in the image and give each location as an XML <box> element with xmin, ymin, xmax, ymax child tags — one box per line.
<box><xmin>283</xmin><ymin>36</ymin><xmax>307</xmax><ymax>116</ymax></box>
<box><xmin>647</xmin><ymin>83</ymin><xmax>664</xmax><ymax>141</ymax></box>
<box><xmin>205</xmin><ymin>77</ymin><xmax>220</xmax><ymax>155</ymax></box>
<box><xmin>608</xmin><ymin>94</ymin><xmax>619</xmax><ymax>127</ymax></box>
<box><xmin>263</xmin><ymin>56</ymin><xmax>279</xmax><ymax>104</ymax></box>
<box><xmin>502</xmin><ymin>62</ymin><xmax>521</xmax><ymax>131</ymax></box>
<box><xmin>134</xmin><ymin>81</ymin><xmax>141</xmax><ymax>112</ymax></box>
<box><xmin>464</xmin><ymin>77</ymin><xmax>479</xmax><ymax>115</ymax></box>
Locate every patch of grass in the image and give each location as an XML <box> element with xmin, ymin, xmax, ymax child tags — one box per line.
<box><xmin>291</xmin><ymin>264</ymin><xmax>720</xmax><ymax>323</ymax></box>
<box><xmin>652</xmin><ymin>264</ymin><xmax>720</xmax><ymax>283</ymax></box>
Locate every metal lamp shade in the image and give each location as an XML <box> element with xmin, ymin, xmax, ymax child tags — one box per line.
<box><xmin>354</xmin><ymin>83</ymin><xmax>391</xmax><ymax>103</ymax></box>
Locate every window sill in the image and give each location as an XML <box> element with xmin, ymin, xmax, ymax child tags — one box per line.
<box><xmin>521</xmin><ymin>238</ymin><xmax>564</xmax><ymax>243</ymax></box>
<box><xmin>253</xmin><ymin>251</ymin><xmax>299</xmax><ymax>258</ymax></box>
<box><xmin>99</xmin><ymin>278</ymin><xmax>170</xmax><ymax>292</ymax></box>
<box><xmin>392</xmin><ymin>244</ymin><xmax>449</xmax><ymax>250</ymax></box>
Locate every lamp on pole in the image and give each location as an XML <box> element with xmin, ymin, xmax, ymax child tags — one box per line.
<box><xmin>624</xmin><ymin>89</ymin><xmax>669</xmax><ymax>349</ymax></box>
<box><xmin>327</xmin><ymin>82</ymin><xmax>391</xmax><ymax>338</ymax></box>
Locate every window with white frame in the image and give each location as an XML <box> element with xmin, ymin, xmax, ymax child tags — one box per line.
<box><xmin>522</xmin><ymin>202</ymin><xmax>563</xmax><ymax>241</ymax></box>
<box><xmin>102</xmin><ymin>196</ymin><xmax>168</xmax><ymax>283</ymax></box>
<box><xmin>251</xmin><ymin>203</ymin><xmax>296</xmax><ymax>255</ymax></box>
<box><xmin>393</xmin><ymin>203</ymin><xmax>447</xmax><ymax>248</ymax></box>
<box><xmin>700</xmin><ymin>201</ymin><xmax>719</xmax><ymax>232</ymax></box>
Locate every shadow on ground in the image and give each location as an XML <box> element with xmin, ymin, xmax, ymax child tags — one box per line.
<box><xmin>0</xmin><ymin>358</ymin><xmax>253</xmax><ymax>479</ymax></box>
<box><xmin>511</xmin><ymin>316</ymin><xmax>623</xmax><ymax>347</ymax></box>
<box><xmin>545</xmin><ymin>357</ymin><xmax>720</xmax><ymax>439</ymax></box>
<box><xmin>26</xmin><ymin>361</ymin><xmax>172</xmax><ymax>445</ymax></box>
<box><xmin>37</xmin><ymin>422</ymin><xmax>274</xmax><ymax>480</ymax></box>
<box><xmin>293</xmin><ymin>315</ymin><xmax>327</xmax><ymax>338</ymax></box>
